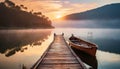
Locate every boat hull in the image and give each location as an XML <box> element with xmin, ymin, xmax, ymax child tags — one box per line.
<box><xmin>69</xmin><ymin>42</ymin><xmax>97</xmax><ymax>56</ymax></box>
<box><xmin>69</xmin><ymin>36</ymin><xmax>97</xmax><ymax>56</ymax></box>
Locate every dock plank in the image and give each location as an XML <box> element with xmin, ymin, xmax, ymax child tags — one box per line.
<box><xmin>32</xmin><ymin>34</ymin><xmax>86</xmax><ymax>69</ymax></box>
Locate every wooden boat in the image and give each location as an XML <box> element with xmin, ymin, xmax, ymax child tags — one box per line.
<box><xmin>69</xmin><ymin>34</ymin><xmax>98</xmax><ymax>56</ymax></box>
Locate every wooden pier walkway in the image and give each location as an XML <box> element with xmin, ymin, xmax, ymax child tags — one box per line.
<box><xmin>31</xmin><ymin>34</ymin><xmax>86</xmax><ymax>69</ymax></box>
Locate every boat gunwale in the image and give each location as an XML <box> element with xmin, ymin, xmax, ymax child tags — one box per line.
<box><xmin>69</xmin><ymin>41</ymin><xmax>92</xmax><ymax>49</ymax></box>
<box><xmin>69</xmin><ymin>36</ymin><xmax>98</xmax><ymax>49</ymax></box>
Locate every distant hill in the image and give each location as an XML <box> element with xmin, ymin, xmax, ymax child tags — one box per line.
<box><xmin>64</xmin><ymin>3</ymin><xmax>120</xmax><ymax>20</ymax></box>
<box><xmin>0</xmin><ymin>0</ymin><xmax>54</xmax><ymax>29</ymax></box>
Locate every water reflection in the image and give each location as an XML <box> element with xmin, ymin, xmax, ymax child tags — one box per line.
<box><xmin>93</xmin><ymin>39</ymin><xmax>120</xmax><ymax>54</ymax></box>
<box><xmin>0</xmin><ymin>29</ymin><xmax>52</xmax><ymax>57</ymax></box>
<box><xmin>0</xmin><ymin>28</ymin><xmax>120</xmax><ymax>69</ymax></box>
<box><xmin>53</xmin><ymin>28</ymin><xmax>120</xmax><ymax>54</ymax></box>
<box><xmin>71</xmin><ymin>46</ymin><xmax>98</xmax><ymax>69</ymax></box>
<box><xmin>96</xmin><ymin>50</ymin><xmax>120</xmax><ymax>69</ymax></box>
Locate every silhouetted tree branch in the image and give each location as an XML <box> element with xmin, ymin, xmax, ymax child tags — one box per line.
<box><xmin>0</xmin><ymin>0</ymin><xmax>54</xmax><ymax>29</ymax></box>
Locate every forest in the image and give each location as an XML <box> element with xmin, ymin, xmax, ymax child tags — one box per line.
<box><xmin>0</xmin><ymin>0</ymin><xmax>54</xmax><ymax>29</ymax></box>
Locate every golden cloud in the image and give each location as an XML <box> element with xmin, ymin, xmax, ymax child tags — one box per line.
<box><xmin>3</xmin><ymin>0</ymin><xmax>98</xmax><ymax>19</ymax></box>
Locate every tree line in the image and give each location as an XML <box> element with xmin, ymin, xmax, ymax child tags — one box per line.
<box><xmin>0</xmin><ymin>0</ymin><xmax>54</xmax><ymax>28</ymax></box>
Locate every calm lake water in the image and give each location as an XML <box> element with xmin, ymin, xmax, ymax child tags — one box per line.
<box><xmin>0</xmin><ymin>28</ymin><xmax>120</xmax><ymax>69</ymax></box>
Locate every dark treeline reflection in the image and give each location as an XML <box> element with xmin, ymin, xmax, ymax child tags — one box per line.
<box><xmin>71</xmin><ymin>47</ymin><xmax>98</xmax><ymax>69</ymax></box>
<box><xmin>0</xmin><ymin>29</ymin><xmax>52</xmax><ymax>57</ymax></box>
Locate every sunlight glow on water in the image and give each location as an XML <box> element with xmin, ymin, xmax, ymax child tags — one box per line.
<box><xmin>97</xmin><ymin>50</ymin><xmax>120</xmax><ymax>63</ymax></box>
<box><xmin>0</xmin><ymin>28</ymin><xmax>120</xmax><ymax>69</ymax></box>
<box><xmin>97</xmin><ymin>50</ymin><xmax>120</xmax><ymax>69</ymax></box>
<box><xmin>0</xmin><ymin>29</ymin><xmax>53</xmax><ymax>69</ymax></box>
<box><xmin>0</xmin><ymin>35</ymin><xmax>53</xmax><ymax>69</ymax></box>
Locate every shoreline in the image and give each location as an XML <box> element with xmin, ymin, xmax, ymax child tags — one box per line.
<box><xmin>0</xmin><ymin>27</ymin><xmax>55</xmax><ymax>30</ymax></box>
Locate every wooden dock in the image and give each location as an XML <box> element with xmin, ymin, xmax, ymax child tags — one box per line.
<box><xmin>31</xmin><ymin>34</ymin><xmax>86</xmax><ymax>69</ymax></box>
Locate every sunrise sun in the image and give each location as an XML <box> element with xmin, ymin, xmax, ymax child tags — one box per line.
<box><xmin>56</xmin><ymin>15</ymin><xmax>62</xmax><ymax>19</ymax></box>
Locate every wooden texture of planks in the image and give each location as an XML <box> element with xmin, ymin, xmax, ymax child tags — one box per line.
<box><xmin>32</xmin><ymin>34</ymin><xmax>86</xmax><ymax>69</ymax></box>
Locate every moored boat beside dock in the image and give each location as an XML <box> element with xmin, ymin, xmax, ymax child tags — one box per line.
<box><xmin>69</xmin><ymin>34</ymin><xmax>98</xmax><ymax>56</ymax></box>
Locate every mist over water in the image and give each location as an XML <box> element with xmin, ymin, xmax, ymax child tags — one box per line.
<box><xmin>0</xmin><ymin>28</ymin><xmax>120</xmax><ymax>69</ymax></box>
<box><xmin>53</xmin><ymin>28</ymin><xmax>120</xmax><ymax>54</ymax></box>
<box><xmin>53</xmin><ymin>20</ymin><xmax>120</xmax><ymax>28</ymax></box>
<box><xmin>0</xmin><ymin>29</ymin><xmax>53</xmax><ymax>69</ymax></box>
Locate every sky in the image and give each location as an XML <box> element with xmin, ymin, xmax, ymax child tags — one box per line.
<box><xmin>1</xmin><ymin>0</ymin><xmax>120</xmax><ymax>20</ymax></box>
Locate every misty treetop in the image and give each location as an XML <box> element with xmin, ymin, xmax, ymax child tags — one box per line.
<box><xmin>0</xmin><ymin>0</ymin><xmax>54</xmax><ymax>29</ymax></box>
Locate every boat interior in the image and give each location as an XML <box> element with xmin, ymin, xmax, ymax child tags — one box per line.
<box><xmin>70</xmin><ymin>36</ymin><xmax>96</xmax><ymax>48</ymax></box>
